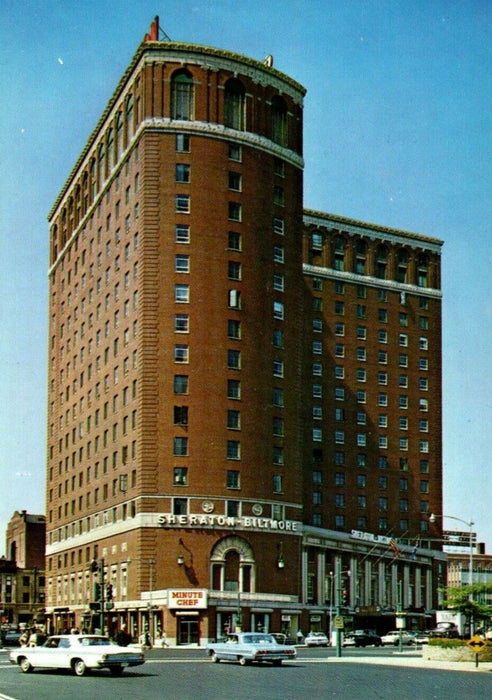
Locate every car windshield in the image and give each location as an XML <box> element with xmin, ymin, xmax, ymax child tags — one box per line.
<box><xmin>79</xmin><ymin>636</ymin><xmax>113</xmax><ymax>646</ymax></box>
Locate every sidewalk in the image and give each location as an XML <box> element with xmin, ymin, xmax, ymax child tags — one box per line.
<box><xmin>330</xmin><ymin>650</ymin><xmax>492</xmax><ymax>673</ymax></box>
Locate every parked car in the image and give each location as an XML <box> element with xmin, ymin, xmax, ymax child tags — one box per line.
<box><xmin>342</xmin><ymin>633</ymin><xmax>356</xmax><ymax>647</ymax></box>
<box><xmin>414</xmin><ymin>631</ymin><xmax>431</xmax><ymax>645</ymax></box>
<box><xmin>1</xmin><ymin>629</ymin><xmax>22</xmax><ymax>647</ymax></box>
<box><xmin>428</xmin><ymin>622</ymin><xmax>460</xmax><ymax>639</ymax></box>
<box><xmin>206</xmin><ymin>632</ymin><xmax>297</xmax><ymax>666</ymax></box>
<box><xmin>304</xmin><ymin>632</ymin><xmax>329</xmax><ymax>647</ymax></box>
<box><xmin>271</xmin><ymin>633</ymin><xmax>297</xmax><ymax>645</ymax></box>
<box><xmin>9</xmin><ymin>634</ymin><xmax>145</xmax><ymax>676</ymax></box>
<box><xmin>351</xmin><ymin>630</ymin><xmax>383</xmax><ymax>647</ymax></box>
<box><xmin>381</xmin><ymin>630</ymin><xmax>415</xmax><ymax>646</ymax></box>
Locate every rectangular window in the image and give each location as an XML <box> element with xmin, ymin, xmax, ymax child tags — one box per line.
<box><xmin>272</xmin><ymin>387</ymin><xmax>284</xmax><ymax>407</ymax></box>
<box><xmin>272</xmin><ymin>474</ymin><xmax>283</xmax><ymax>494</ymax></box>
<box><xmin>175</xmin><ymin>314</ymin><xmax>189</xmax><ymax>333</ymax></box>
<box><xmin>273</xmin><ymin>273</ymin><xmax>284</xmax><ymax>291</ymax></box>
<box><xmin>273</xmin><ymin>217</ymin><xmax>285</xmax><ymax>235</ymax></box>
<box><xmin>175</xmin><ymin>224</ymin><xmax>190</xmax><ymax>243</ymax></box>
<box><xmin>227</xmin><ymin>379</ymin><xmax>241</xmax><ymax>400</ymax></box>
<box><xmin>227</xmin><ymin>349</ymin><xmax>241</xmax><ymax>369</ymax></box>
<box><xmin>228</xmin><ymin>231</ymin><xmax>241</xmax><ymax>250</ymax></box>
<box><xmin>273</xmin><ymin>301</ymin><xmax>284</xmax><ymax>319</ymax></box>
<box><xmin>175</xmin><ymin>254</ymin><xmax>190</xmax><ymax>273</ymax></box>
<box><xmin>273</xmin><ymin>245</ymin><xmax>284</xmax><ymax>263</ymax></box>
<box><xmin>228</xmin><ymin>144</ymin><xmax>242</xmax><ymax>161</ymax></box>
<box><xmin>227</xmin><ymin>409</ymin><xmax>241</xmax><ymax>430</ymax></box>
<box><xmin>176</xmin><ymin>134</ymin><xmax>190</xmax><ymax>152</ymax></box>
<box><xmin>174</xmin><ymin>375</ymin><xmax>189</xmax><ymax>394</ymax></box>
<box><xmin>273</xmin><ymin>359</ymin><xmax>284</xmax><ymax>377</ymax></box>
<box><xmin>228</xmin><ymin>172</ymin><xmax>242</xmax><ymax>191</ymax></box>
<box><xmin>227</xmin><ymin>319</ymin><xmax>241</xmax><ymax>339</ymax></box>
<box><xmin>175</xmin><ymin>284</ymin><xmax>190</xmax><ymax>303</ymax></box>
<box><xmin>173</xmin><ymin>437</ymin><xmax>188</xmax><ymax>456</ymax></box>
<box><xmin>227</xmin><ymin>469</ymin><xmax>240</xmax><ymax>487</ymax></box>
<box><xmin>175</xmin><ymin>194</ymin><xmax>190</xmax><ymax>212</ymax></box>
<box><xmin>227</xmin><ymin>442</ymin><xmax>240</xmax><ymax>460</ymax></box>
<box><xmin>174</xmin><ymin>344</ymin><xmax>189</xmax><ymax>363</ymax></box>
<box><xmin>175</xmin><ymin>164</ymin><xmax>191</xmax><ymax>182</ymax></box>
<box><xmin>273</xmin><ymin>185</ymin><xmax>284</xmax><ymax>206</ymax></box>
<box><xmin>228</xmin><ymin>260</ymin><xmax>241</xmax><ymax>280</ymax></box>
<box><xmin>174</xmin><ymin>405</ymin><xmax>188</xmax><ymax>425</ymax></box>
<box><xmin>173</xmin><ymin>467</ymin><xmax>188</xmax><ymax>486</ymax></box>
<box><xmin>228</xmin><ymin>202</ymin><xmax>242</xmax><ymax>221</ymax></box>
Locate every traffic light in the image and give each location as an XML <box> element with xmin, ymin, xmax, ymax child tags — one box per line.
<box><xmin>93</xmin><ymin>583</ymin><xmax>101</xmax><ymax>602</ymax></box>
<box><xmin>106</xmin><ymin>584</ymin><xmax>113</xmax><ymax>601</ymax></box>
<box><xmin>342</xmin><ymin>589</ymin><xmax>348</xmax><ymax>606</ymax></box>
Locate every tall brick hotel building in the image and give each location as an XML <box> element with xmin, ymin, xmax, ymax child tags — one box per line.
<box><xmin>45</xmin><ymin>18</ymin><xmax>444</xmax><ymax>643</ymax></box>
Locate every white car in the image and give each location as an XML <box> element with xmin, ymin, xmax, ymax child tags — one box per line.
<box><xmin>304</xmin><ymin>632</ymin><xmax>329</xmax><ymax>647</ymax></box>
<box><xmin>381</xmin><ymin>630</ymin><xmax>415</xmax><ymax>646</ymax></box>
<box><xmin>9</xmin><ymin>634</ymin><xmax>145</xmax><ymax>676</ymax></box>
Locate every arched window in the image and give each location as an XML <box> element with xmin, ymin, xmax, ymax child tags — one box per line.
<box><xmin>125</xmin><ymin>95</ymin><xmax>134</xmax><ymax>145</ymax></box>
<box><xmin>224</xmin><ymin>78</ymin><xmax>245</xmax><ymax>130</ymax></box>
<box><xmin>333</xmin><ymin>235</ymin><xmax>345</xmax><ymax>271</ymax></box>
<box><xmin>271</xmin><ymin>95</ymin><xmax>287</xmax><ymax>146</ymax></box>
<box><xmin>171</xmin><ymin>70</ymin><xmax>194</xmax><ymax>120</ymax></box>
<box><xmin>210</xmin><ymin>535</ymin><xmax>255</xmax><ymax>594</ymax></box>
<box><xmin>376</xmin><ymin>244</ymin><xmax>388</xmax><ymax>279</ymax></box>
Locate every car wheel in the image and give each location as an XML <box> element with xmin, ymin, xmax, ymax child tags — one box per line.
<box><xmin>238</xmin><ymin>656</ymin><xmax>249</xmax><ymax>666</ymax></box>
<box><xmin>110</xmin><ymin>665</ymin><xmax>124</xmax><ymax>676</ymax></box>
<box><xmin>210</xmin><ymin>651</ymin><xmax>220</xmax><ymax>663</ymax></box>
<box><xmin>72</xmin><ymin>658</ymin><xmax>88</xmax><ymax>676</ymax></box>
<box><xmin>19</xmin><ymin>657</ymin><xmax>34</xmax><ymax>673</ymax></box>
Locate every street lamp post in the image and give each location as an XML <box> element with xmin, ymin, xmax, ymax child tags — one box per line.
<box><xmin>429</xmin><ymin>513</ymin><xmax>475</xmax><ymax>635</ymax></box>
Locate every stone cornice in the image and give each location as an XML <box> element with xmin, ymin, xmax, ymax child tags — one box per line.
<box><xmin>304</xmin><ymin>209</ymin><xmax>443</xmax><ymax>253</ymax></box>
<box><xmin>303</xmin><ymin>263</ymin><xmax>443</xmax><ymax>298</ymax></box>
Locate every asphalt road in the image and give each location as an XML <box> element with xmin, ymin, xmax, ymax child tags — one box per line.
<box><xmin>1</xmin><ymin>646</ymin><xmax>491</xmax><ymax>700</ymax></box>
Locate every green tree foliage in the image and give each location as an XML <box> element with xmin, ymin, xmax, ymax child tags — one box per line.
<box><xmin>441</xmin><ymin>583</ymin><xmax>492</xmax><ymax>624</ymax></box>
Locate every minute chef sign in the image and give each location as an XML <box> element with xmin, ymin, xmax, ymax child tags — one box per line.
<box><xmin>167</xmin><ymin>589</ymin><xmax>208</xmax><ymax>609</ymax></box>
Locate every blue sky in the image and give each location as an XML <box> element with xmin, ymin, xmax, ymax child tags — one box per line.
<box><xmin>1</xmin><ymin>0</ymin><xmax>490</xmax><ymax>554</ymax></box>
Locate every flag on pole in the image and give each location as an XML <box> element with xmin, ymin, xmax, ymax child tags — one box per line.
<box><xmin>389</xmin><ymin>539</ymin><xmax>400</xmax><ymax>558</ymax></box>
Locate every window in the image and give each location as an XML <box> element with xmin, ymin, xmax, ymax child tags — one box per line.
<box><xmin>227</xmin><ymin>469</ymin><xmax>240</xmax><ymax>488</ymax></box>
<box><xmin>357</xmin><ymin>347</ymin><xmax>366</xmax><ymax>361</ymax></box>
<box><xmin>312</xmin><ymin>427</ymin><xmax>322</xmax><ymax>442</ymax></box>
<box><xmin>175</xmin><ymin>284</ymin><xmax>189</xmax><ymax>303</ymax></box>
<box><xmin>175</xmin><ymin>254</ymin><xmax>190</xmax><ymax>273</ymax></box>
<box><xmin>273</xmin><ymin>217</ymin><xmax>284</xmax><ymax>235</ymax></box>
<box><xmin>228</xmin><ymin>261</ymin><xmax>241</xmax><ymax>280</ymax></box>
<box><xmin>273</xmin><ymin>301</ymin><xmax>284</xmax><ymax>319</ymax></box>
<box><xmin>175</xmin><ymin>194</ymin><xmax>190</xmax><ymax>212</ymax></box>
<box><xmin>224</xmin><ymin>78</ymin><xmax>245</xmax><ymax>130</ymax></box>
<box><xmin>273</xmin><ymin>273</ymin><xmax>284</xmax><ymax>291</ymax></box>
<box><xmin>228</xmin><ymin>172</ymin><xmax>242</xmax><ymax>191</ymax></box>
<box><xmin>271</xmin><ymin>95</ymin><xmax>287</xmax><ymax>146</ymax></box>
<box><xmin>273</xmin><ymin>329</ymin><xmax>284</xmax><ymax>348</ymax></box>
<box><xmin>228</xmin><ymin>349</ymin><xmax>241</xmax><ymax>369</ymax></box>
<box><xmin>174</xmin><ymin>467</ymin><xmax>188</xmax><ymax>486</ymax></box>
<box><xmin>273</xmin><ymin>359</ymin><xmax>283</xmax><ymax>377</ymax></box>
<box><xmin>274</xmin><ymin>445</ymin><xmax>284</xmax><ymax>464</ymax></box>
<box><xmin>273</xmin><ymin>416</ymin><xmax>284</xmax><ymax>435</ymax></box>
<box><xmin>356</xmin><ymin>368</ymin><xmax>366</xmax><ymax>382</ymax></box>
<box><xmin>171</xmin><ymin>70</ymin><xmax>194</xmax><ymax>120</ymax></box>
<box><xmin>272</xmin><ymin>474</ymin><xmax>283</xmax><ymax>493</ymax></box>
<box><xmin>228</xmin><ymin>231</ymin><xmax>241</xmax><ymax>251</ymax></box>
<box><xmin>335</xmin><ymin>300</ymin><xmax>344</xmax><ymax>315</ymax></box>
<box><xmin>174</xmin><ymin>344</ymin><xmax>189</xmax><ymax>362</ymax></box>
<box><xmin>228</xmin><ymin>319</ymin><xmax>241</xmax><ymax>339</ymax></box>
<box><xmin>227</xmin><ymin>410</ymin><xmax>241</xmax><ymax>429</ymax></box>
<box><xmin>227</xmin><ymin>442</ymin><xmax>240</xmax><ymax>460</ymax></box>
<box><xmin>175</xmin><ymin>164</ymin><xmax>191</xmax><ymax>182</ymax></box>
<box><xmin>272</xmin><ymin>387</ymin><xmax>284</xmax><ymax>407</ymax></box>
<box><xmin>176</xmin><ymin>134</ymin><xmax>190</xmax><ymax>152</ymax></box>
<box><xmin>227</xmin><ymin>379</ymin><xmax>241</xmax><ymax>400</ymax></box>
<box><xmin>174</xmin><ymin>375</ymin><xmax>188</xmax><ymax>394</ymax></box>
<box><xmin>335</xmin><ymin>494</ymin><xmax>345</xmax><ymax>507</ymax></box>
<box><xmin>175</xmin><ymin>224</ymin><xmax>190</xmax><ymax>243</ymax></box>
<box><xmin>174</xmin><ymin>437</ymin><xmax>188</xmax><ymax>456</ymax></box>
<box><xmin>228</xmin><ymin>202</ymin><xmax>241</xmax><ymax>221</ymax></box>
<box><xmin>335</xmin><ymin>322</ymin><xmax>345</xmax><ymax>336</ymax></box>
<box><xmin>175</xmin><ymin>314</ymin><xmax>189</xmax><ymax>333</ymax></box>
<box><xmin>273</xmin><ymin>185</ymin><xmax>284</xmax><ymax>206</ymax></box>
<box><xmin>273</xmin><ymin>245</ymin><xmax>284</xmax><ymax>263</ymax></box>
<box><xmin>228</xmin><ymin>143</ymin><xmax>242</xmax><ymax>161</ymax></box>
<box><xmin>174</xmin><ymin>405</ymin><xmax>188</xmax><ymax>425</ymax></box>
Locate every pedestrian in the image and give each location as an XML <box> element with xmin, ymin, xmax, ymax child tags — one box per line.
<box><xmin>116</xmin><ymin>624</ymin><xmax>132</xmax><ymax>647</ymax></box>
<box><xmin>296</xmin><ymin>629</ymin><xmax>304</xmax><ymax>645</ymax></box>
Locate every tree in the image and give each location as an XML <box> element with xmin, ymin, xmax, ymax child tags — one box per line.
<box><xmin>441</xmin><ymin>583</ymin><xmax>492</xmax><ymax>629</ymax></box>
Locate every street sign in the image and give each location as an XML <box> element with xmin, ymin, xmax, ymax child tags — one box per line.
<box><xmin>466</xmin><ymin>635</ymin><xmax>489</xmax><ymax>653</ymax></box>
<box><xmin>334</xmin><ymin>616</ymin><xmax>344</xmax><ymax>629</ymax></box>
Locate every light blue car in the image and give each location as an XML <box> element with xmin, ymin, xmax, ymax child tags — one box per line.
<box><xmin>207</xmin><ymin>632</ymin><xmax>297</xmax><ymax>666</ymax></box>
